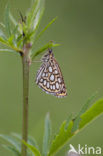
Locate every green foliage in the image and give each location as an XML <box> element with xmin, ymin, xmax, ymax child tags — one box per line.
<box><xmin>72</xmin><ymin>92</ymin><xmax>97</xmax><ymax>132</ymax></box>
<box><xmin>9</xmin><ymin>12</ymin><xmax>18</xmax><ymax>27</ymax></box>
<box><xmin>0</xmin><ymin>98</ymin><xmax>103</xmax><ymax>156</ymax></box>
<box><xmin>79</xmin><ymin>99</ymin><xmax>103</xmax><ymax>129</ymax></box>
<box><xmin>0</xmin><ymin>1</ymin><xmax>103</xmax><ymax>156</ymax></box>
<box><xmin>2</xmin><ymin>145</ymin><xmax>21</xmax><ymax>156</ymax></box>
<box><xmin>0</xmin><ymin>0</ymin><xmax>59</xmax><ymax>59</ymax></box>
<box><xmin>0</xmin><ymin>28</ymin><xmax>6</xmax><ymax>39</ymax></box>
<box><xmin>48</xmin><ymin>121</ymin><xmax>73</xmax><ymax>156</ymax></box>
<box><xmin>11</xmin><ymin>133</ymin><xmax>39</xmax><ymax>149</ymax></box>
<box><xmin>26</xmin><ymin>0</ymin><xmax>44</xmax><ymax>30</ymax></box>
<box><xmin>0</xmin><ymin>134</ymin><xmax>39</xmax><ymax>156</ymax></box>
<box><xmin>0</xmin><ymin>49</ymin><xmax>17</xmax><ymax>54</ymax></box>
<box><xmin>0</xmin><ymin>134</ymin><xmax>21</xmax><ymax>153</ymax></box>
<box><xmin>4</xmin><ymin>4</ymin><xmax>11</xmax><ymax>37</ymax></box>
<box><xmin>31</xmin><ymin>41</ymin><xmax>60</xmax><ymax>60</ymax></box>
<box><xmin>48</xmin><ymin>98</ymin><xmax>103</xmax><ymax>156</ymax></box>
<box><xmin>23</xmin><ymin>141</ymin><xmax>41</xmax><ymax>156</ymax></box>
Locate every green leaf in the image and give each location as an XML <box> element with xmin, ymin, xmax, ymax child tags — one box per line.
<box><xmin>11</xmin><ymin>133</ymin><xmax>39</xmax><ymax>149</ymax></box>
<box><xmin>0</xmin><ymin>134</ymin><xmax>21</xmax><ymax>153</ymax></box>
<box><xmin>0</xmin><ymin>37</ymin><xmax>15</xmax><ymax>50</ymax></box>
<box><xmin>34</xmin><ymin>16</ymin><xmax>57</xmax><ymax>43</ymax></box>
<box><xmin>9</xmin><ymin>12</ymin><xmax>18</xmax><ymax>27</ymax></box>
<box><xmin>23</xmin><ymin>141</ymin><xmax>41</xmax><ymax>156</ymax></box>
<box><xmin>0</xmin><ymin>22</ymin><xmax>5</xmax><ymax>28</ymax></box>
<box><xmin>2</xmin><ymin>144</ymin><xmax>21</xmax><ymax>156</ymax></box>
<box><xmin>0</xmin><ymin>37</ymin><xmax>9</xmax><ymax>45</ymax></box>
<box><xmin>48</xmin><ymin>98</ymin><xmax>103</xmax><ymax>156</ymax></box>
<box><xmin>4</xmin><ymin>4</ymin><xmax>11</xmax><ymax>37</ymax></box>
<box><xmin>8</xmin><ymin>35</ymin><xmax>14</xmax><ymax>45</ymax></box>
<box><xmin>33</xmin><ymin>0</ymin><xmax>45</xmax><ymax>31</ymax></box>
<box><xmin>12</xmin><ymin>25</ymin><xmax>19</xmax><ymax>36</ymax></box>
<box><xmin>48</xmin><ymin>121</ymin><xmax>73</xmax><ymax>156</ymax></box>
<box><xmin>65</xmin><ymin>114</ymin><xmax>72</xmax><ymax>130</ymax></box>
<box><xmin>31</xmin><ymin>41</ymin><xmax>60</xmax><ymax>60</ymax></box>
<box><xmin>42</xmin><ymin>113</ymin><xmax>51</xmax><ymax>156</ymax></box>
<box><xmin>79</xmin><ymin>98</ymin><xmax>103</xmax><ymax>129</ymax></box>
<box><xmin>0</xmin><ymin>49</ymin><xmax>19</xmax><ymax>55</ymax></box>
<box><xmin>0</xmin><ymin>29</ymin><xmax>6</xmax><ymax>39</ymax></box>
<box><xmin>27</xmin><ymin>0</ymin><xmax>40</xmax><ymax>28</ymax></box>
<box><xmin>28</xmin><ymin>136</ymin><xmax>39</xmax><ymax>149</ymax></box>
<box><xmin>27</xmin><ymin>0</ymin><xmax>45</xmax><ymax>29</ymax></box>
<box><xmin>72</xmin><ymin>92</ymin><xmax>97</xmax><ymax>132</ymax></box>
<box><xmin>0</xmin><ymin>37</ymin><xmax>23</xmax><ymax>53</ymax></box>
<box><xmin>27</xmin><ymin>0</ymin><xmax>45</xmax><ymax>38</ymax></box>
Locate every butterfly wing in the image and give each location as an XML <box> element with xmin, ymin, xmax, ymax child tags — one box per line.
<box><xmin>36</xmin><ymin>63</ymin><xmax>46</xmax><ymax>84</ymax></box>
<box><xmin>36</xmin><ymin>57</ymin><xmax>67</xmax><ymax>97</ymax></box>
<box><xmin>52</xmin><ymin>58</ymin><xmax>67</xmax><ymax>97</ymax></box>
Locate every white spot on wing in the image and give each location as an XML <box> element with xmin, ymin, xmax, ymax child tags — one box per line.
<box><xmin>46</xmin><ymin>73</ymin><xmax>48</xmax><ymax>77</ymax></box>
<box><xmin>40</xmin><ymin>78</ymin><xmax>43</xmax><ymax>82</ymax></box>
<box><xmin>43</xmin><ymin>80</ymin><xmax>46</xmax><ymax>86</ymax></box>
<box><xmin>47</xmin><ymin>82</ymin><xmax>49</xmax><ymax>88</ymax></box>
<box><xmin>50</xmin><ymin>85</ymin><xmax>53</xmax><ymax>90</ymax></box>
<box><xmin>50</xmin><ymin>74</ymin><xmax>55</xmax><ymax>81</ymax></box>
<box><xmin>54</xmin><ymin>70</ymin><xmax>58</xmax><ymax>74</ymax></box>
<box><xmin>58</xmin><ymin>78</ymin><xmax>61</xmax><ymax>83</ymax></box>
<box><xmin>42</xmin><ymin>73</ymin><xmax>45</xmax><ymax>77</ymax></box>
<box><xmin>49</xmin><ymin>66</ymin><xmax>53</xmax><ymax>72</ymax></box>
<box><xmin>53</xmin><ymin>85</ymin><xmax>55</xmax><ymax>90</ymax></box>
<box><xmin>56</xmin><ymin>82</ymin><xmax>59</xmax><ymax>89</ymax></box>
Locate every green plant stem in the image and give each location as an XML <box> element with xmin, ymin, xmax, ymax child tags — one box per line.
<box><xmin>21</xmin><ymin>43</ymin><xmax>31</xmax><ymax>156</ymax></box>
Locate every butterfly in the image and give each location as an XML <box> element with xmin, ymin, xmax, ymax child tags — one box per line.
<box><xmin>36</xmin><ymin>49</ymin><xmax>67</xmax><ymax>97</ymax></box>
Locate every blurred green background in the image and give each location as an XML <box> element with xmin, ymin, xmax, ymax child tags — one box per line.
<box><xmin>0</xmin><ymin>0</ymin><xmax>103</xmax><ymax>155</ymax></box>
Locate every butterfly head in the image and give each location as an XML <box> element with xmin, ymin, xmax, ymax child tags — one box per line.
<box><xmin>48</xmin><ymin>48</ymin><xmax>52</xmax><ymax>54</ymax></box>
<box><xmin>42</xmin><ymin>49</ymin><xmax>54</xmax><ymax>62</ymax></box>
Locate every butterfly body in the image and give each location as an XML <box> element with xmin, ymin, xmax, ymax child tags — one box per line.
<box><xmin>36</xmin><ymin>49</ymin><xmax>67</xmax><ymax>97</ymax></box>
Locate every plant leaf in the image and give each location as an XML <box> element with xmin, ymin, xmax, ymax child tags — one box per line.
<box><xmin>27</xmin><ymin>0</ymin><xmax>45</xmax><ymax>39</ymax></box>
<box><xmin>28</xmin><ymin>136</ymin><xmax>39</xmax><ymax>149</ymax></box>
<box><xmin>23</xmin><ymin>141</ymin><xmax>41</xmax><ymax>156</ymax></box>
<box><xmin>0</xmin><ymin>37</ymin><xmax>23</xmax><ymax>53</ymax></box>
<box><xmin>2</xmin><ymin>144</ymin><xmax>21</xmax><ymax>156</ymax></box>
<box><xmin>0</xmin><ymin>49</ymin><xmax>19</xmax><ymax>55</ymax></box>
<box><xmin>34</xmin><ymin>16</ymin><xmax>57</xmax><ymax>43</ymax></box>
<box><xmin>31</xmin><ymin>41</ymin><xmax>60</xmax><ymax>60</ymax></box>
<box><xmin>11</xmin><ymin>133</ymin><xmax>39</xmax><ymax>149</ymax></box>
<box><xmin>72</xmin><ymin>92</ymin><xmax>97</xmax><ymax>132</ymax></box>
<box><xmin>65</xmin><ymin>114</ymin><xmax>72</xmax><ymax>130</ymax></box>
<box><xmin>0</xmin><ymin>29</ymin><xmax>6</xmax><ymax>39</ymax></box>
<box><xmin>8</xmin><ymin>35</ymin><xmax>14</xmax><ymax>45</ymax></box>
<box><xmin>9</xmin><ymin>12</ymin><xmax>18</xmax><ymax>27</ymax></box>
<box><xmin>0</xmin><ymin>22</ymin><xmax>5</xmax><ymax>28</ymax></box>
<box><xmin>48</xmin><ymin>98</ymin><xmax>103</xmax><ymax>156</ymax></box>
<box><xmin>4</xmin><ymin>4</ymin><xmax>11</xmax><ymax>37</ymax></box>
<box><xmin>27</xmin><ymin>0</ymin><xmax>45</xmax><ymax>30</ymax></box>
<box><xmin>0</xmin><ymin>134</ymin><xmax>21</xmax><ymax>153</ymax></box>
<box><xmin>27</xmin><ymin>0</ymin><xmax>40</xmax><ymax>28</ymax></box>
<box><xmin>42</xmin><ymin>113</ymin><xmax>51</xmax><ymax>156</ymax></box>
<box><xmin>32</xmin><ymin>0</ymin><xmax>45</xmax><ymax>31</ymax></box>
<box><xmin>0</xmin><ymin>37</ymin><xmax>9</xmax><ymax>45</ymax></box>
<box><xmin>48</xmin><ymin>121</ymin><xmax>73</xmax><ymax>156</ymax></box>
<box><xmin>79</xmin><ymin>98</ymin><xmax>103</xmax><ymax>129</ymax></box>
